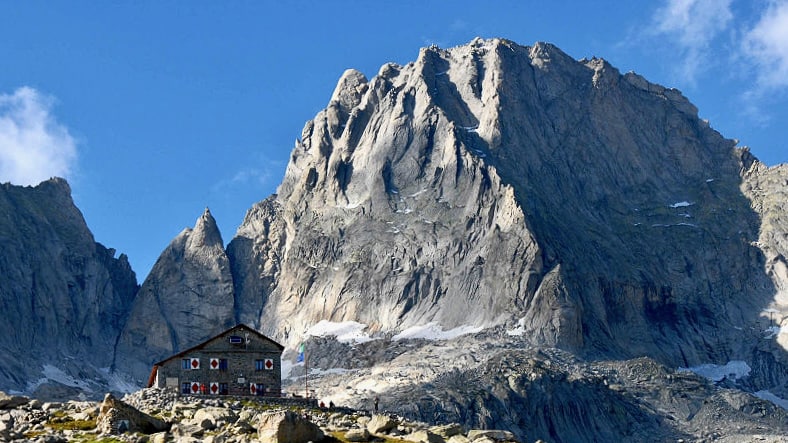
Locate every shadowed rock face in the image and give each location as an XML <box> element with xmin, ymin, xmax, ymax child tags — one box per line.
<box><xmin>0</xmin><ymin>178</ymin><xmax>138</xmax><ymax>397</ymax></box>
<box><xmin>227</xmin><ymin>38</ymin><xmax>785</xmax><ymax>377</ymax></box>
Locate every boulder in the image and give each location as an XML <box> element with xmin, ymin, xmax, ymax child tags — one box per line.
<box><xmin>344</xmin><ymin>427</ymin><xmax>371</xmax><ymax>441</ymax></box>
<box><xmin>467</xmin><ymin>430</ymin><xmax>517</xmax><ymax>441</ymax></box>
<box><xmin>447</xmin><ymin>435</ymin><xmax>472</xmax><ymax>443</ymax></box>
<box><xmin>191</xmin><ymin>406</ymin><xmax>238</xmax><ymax>430</ymax></box>
<box><xmin>96</xmin><ymin>393</ymin><xmax>169</xmax><ymax>435</ymax></box>
<box><xmin>0</xmin><ymin>391</ymin><xmax>28</xmax><ymax>409</ymax></box>
<box><xmin>0</xmin><ymin>413</ymin><xmax>15</xmax><ymax>441</ymax></box>
<box><xmin>430</xmin><ymin>423</ymin><xmax>463</xmax><ymax>439</ymax></box>
<box><xmin>405</xmin><ymin>429</ymin><xmax>445</xmax><ymax>443</ymax></box>
<box><xmin>367</xmin><ymin>413</ymin><xmax>398</xmax><ymax>434</ymax></box>
<box><xmin>170</xmin><ymin>422</ymin><xmax>204</xmax><ymax>439</ymax></box>
<box><xmin>257</xmin><ymin>410</ymin><xmax>324</xmax><ymax>443</ymax></box>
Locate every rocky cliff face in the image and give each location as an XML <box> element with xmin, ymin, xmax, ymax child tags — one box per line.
<box><xmin>4</xmin><ymin>37</ymin><xmax>788</xmax><ymax>441</ymax></box>
<box><xmin>114</xmin><ymin>208</ymin><xmax>235</xmax><ymax>378</ymax></box>
<box><xmin>0</xmin><ymin>178</ymin><xmax>138</xmax><ymax>398</ymax></box>
<box><xmin>227</xmin><ymin>38</ymin><xmax>784</xmax><ymax>377</ymax></box>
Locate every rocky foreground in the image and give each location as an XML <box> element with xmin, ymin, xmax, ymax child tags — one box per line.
<box><xmin>3</xmin><ymin>337</ymin><xmax>788</xmax><ymax>443</ymax></box>
<box><xmin>0</xmin><ymin>388</ymin><xmax>528</xmax><ymax>443</ymax></box>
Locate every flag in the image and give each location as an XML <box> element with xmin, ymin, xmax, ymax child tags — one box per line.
<box><xmin>296</xmin><ymin>343</ymin><xmax>305</xmax><ymax>363</ymax></box>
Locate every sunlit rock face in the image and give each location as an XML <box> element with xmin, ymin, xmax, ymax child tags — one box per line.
<box><xmin>227</xmin><ymin>38</ymin><xmax>787</xmax><ymax>386</ymax></box>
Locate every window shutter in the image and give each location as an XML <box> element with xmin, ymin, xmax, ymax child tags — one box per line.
<box><xmin>264</xmin><ymin>358</ymin><xmax>274</xmax><ymax>370</ymax></box>
<box><xmin>191</xmin><ymin>358</ymin><xmax>200</xmax><ymax>369</ymax></box>
<box><xmin>249</xmin><ymin>383</ymin><xmax>257</xmax><ymax>395</ymax></box>
<box><xmin>210</xmin><ymin>382</ymin><xmax>219</xmax><ymax>395</ymax></box>
<box><xmin>191</xmin><ymin>382</ymin><xmax>199</xmax><ymax>394</ymax></box>
<box><xmin>209</xmin><ymin>358</ymin><xmax>219</xmax><ymax>370</ymax></box>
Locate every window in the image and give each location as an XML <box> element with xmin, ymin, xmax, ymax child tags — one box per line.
<box><xmin>182</xmin><ymin>359</ymin><xmax>191</xmax><ymax>370</ymax></box>
<box><xmin>181</xmin><ymin>382</ymin><xmax>191</xmax><ymax>394</ymax></box>
<box><xmin>254</xmin><ymin>359</ymin><xmax>273</xmax><ymax>370</ymax></box>
<box><xmin>255</xmin><ymin>383</ymin><xmax>265</xmax><ymax>396</ymax></box>
<box><xmin>209</xmin><ymin>358</ymin><xmax>228</xmax><ymax>370</ymax></box>
<box><xmin>219</xmin><ymin>383</ymin><xmax>229</xmax><ymax>395</ymax></box>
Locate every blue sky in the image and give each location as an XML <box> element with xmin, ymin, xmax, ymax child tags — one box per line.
<box><xmin>1</xmin><ymin>1</ymin><xmax>786</xmax><ymax>280</ymax></box>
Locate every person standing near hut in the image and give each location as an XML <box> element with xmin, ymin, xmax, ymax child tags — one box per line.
<box><xmin>374</xmin><ymin>396</ymin><xmax>379</xmax><ymax>413</ymax></box>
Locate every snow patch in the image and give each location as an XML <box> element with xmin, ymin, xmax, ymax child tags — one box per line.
<box><xmin>678</xmin><ymin>360</ymin><xmax>751</xmax><ymax>382</ymax></box>
<box><xmin>28</xmin><ymin>365</ymin><xmax>96</xmax><ymax>394</ymax></box>
<box><xmin>669</xmin><ymin>201</ymin><xmax>693</xmax><ymax>208</ymax></box>
<box><xmin>306</xmin><ymin>320</ymin><xmax>374</xmax><ymax>344</ymax></box>
<box><xmin>706</xmin><ymin>178</ymin><xmax>715</xmax><ymax>183</ymax></box>
<box><xmin>98</xmin><ymin>367</ymin><xmax>139</xmax><ymax>394</ymax></box>
<box><xmin>754</xmin><ymin>390</ymin><xmax>788</xmax><ymax>410</ymax></box>
<box><xmin>392</xmin><ymin>322</ymin><xmax>483</xmax><ymax>341</ymax></box>
<box><xmin>506</xmin><ymin>318</ymin><xmax>527</xmax><ymax>336</ymax></box>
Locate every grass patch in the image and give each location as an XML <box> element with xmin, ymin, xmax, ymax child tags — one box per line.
<box><xmin>71</xmin><ymin>436</ymin><xmax>125</xmax><ymax>443</ymax></box>
<box><xmin>239</xmin><ymin>399</ymin><xmax>282</xmax><ymax>411</ymax></box>
<box><xmin>328</xmin><ymin>431</ymin><xmax>352</xmax><ymax>443</ymax></box>
<box><xmin>46</xmin><ymin>418</ymin><xmax>97</xmax><ymax>431</ymax></box>
<box><xmin>49</xmin><ymin>409</ymin><xmax>68</xmax><ymax>419</ymax></box>
<box><xmin>329</xmin><ymin>430</ymin><xmax>411</xmax><ymax>443</ymax></box>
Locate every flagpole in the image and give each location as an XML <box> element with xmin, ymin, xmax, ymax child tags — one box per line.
<box><xmin>305</xmin><ymin>348</ymin><xmax>309</xmax><ymax>398</ymax></box>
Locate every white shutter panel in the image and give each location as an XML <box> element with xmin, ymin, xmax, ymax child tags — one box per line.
<box><xmin>209</xmin><ymin>358</ymin><xmax>219</xmax><ymax>370</ymax></box>
<box><xmin>190</xmin><ymin>358</ymin><xmax>200</xmax><ymax>370</ymax></box>
<box><xmin>264</xmin><ymin>358</ymin><xmax>274</xmax><ymax>370</ymax></box>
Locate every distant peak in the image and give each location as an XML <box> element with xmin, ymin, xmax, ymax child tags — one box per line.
<box><xmin>191</xmin><ymin>207</ymin><xmax>223</xmax><ymax>248</ymax></box>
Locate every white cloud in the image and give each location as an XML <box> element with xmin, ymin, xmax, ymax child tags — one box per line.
<box><xmin>0</xmin><ymin>87</ymin><xmax>77</xmax><ymax>186</ymax></box>
<box><xmin>651</xmin><ymin>0</ymin><xmax>734</xmax><ymax>83</ymax></box>
<box><xmin>743</xmin><ymin>0</ymin><xmax>788</xmax><ymax>90</ymax></box>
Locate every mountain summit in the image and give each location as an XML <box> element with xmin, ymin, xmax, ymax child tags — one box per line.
<box><xmin>226</xmin><ymin>37</ymin><xmax>785</xmax><ymax>374</ymax></box>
